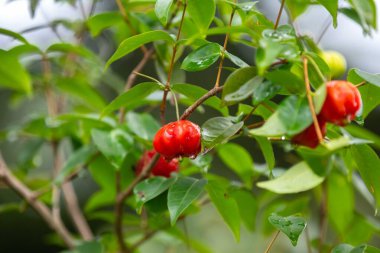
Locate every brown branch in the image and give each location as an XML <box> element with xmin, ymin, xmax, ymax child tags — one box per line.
<box><xmin>180</xmin><ymin>86</ymin><xmax>224</xmax><ymax>120</ymax></box>
<box><xmin>118</xmin><ymin>48</ymin><xmax>155</xmax><ymax>123</ymax></box>
<box><xmin>0</xmin><ymin>154</ymin><xmax>75</xmax><ymax>248</ymax></box>
<box><xmin>214</xmin><ymin>3</ymin><xmax>236</xmax><ymax>88</ymax></box>
<box><xmin>303</xmin><ymin>57</ymin><xmax>323</xmax><ymax>143</ymax></box>
<box><xmin>130</xmin><ymin>230</ymin><xmax>158</xmax><ymax>252</ymax></box>
<box><xmin>264</xmin><ymin>230</ymin><xmax>280</xmax><ymax>253</ymax></box>
<box><xmin>160</xmin><ymin>1</ymin><xmax>187</xmax><ymax>124</ymax></box>
<box><xmin>115</xmin><ymin>153</ymin><xmax>160</xmax><ymax>253</ymax></box>
<box><xmin>274</xmin><ymin>0</ymin><xmax>286</xmax><ymax>30</ymax></box>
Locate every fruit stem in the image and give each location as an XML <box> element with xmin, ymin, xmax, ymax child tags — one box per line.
<box><xmin>160</xmin><ymin>1</ymin><xmax>187</xmax><ymax>124</ymax></box>
<box><xmin>214</xmin><ymin>2</ymin><xmax>236</xmax><ymax>88</ymax></box>
<box><xmin>171</xmin><ymin>90</ymin><xmax>180</xmax><ymax>121</ymax></box>
<box><xmin>356</xmin><ymin>81</ymin><xmax>366</xmax><ymax>88</ymax></box>
<box><xmin>303</xmin><ymin>56</ymin><xmax>324</xmax><ymax>143</ymax></box>
<box><xmin>274</xmin><ymin>0</ymin><xmax>286</xmax><ymax>30</ymax></box>
<box><xmin>264</xmin><ymin>230</ymin><xmax>280</xmax><ymax>253</ymax></box>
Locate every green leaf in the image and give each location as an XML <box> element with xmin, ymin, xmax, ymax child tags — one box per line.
<box><xmin>230</xmin><ymin>189</ymin><xmax>257</xmax><ymax>231</ymax></box>
<box><xmin>257</xmin><ymin>161</ymin><xmax>324</xmax><ymax>194</ymax></box>
<box><xmin>8</xmin><ymin>44</ymin><xmax>42</xmax><ymax>57</ymax></box>
<box><xmin>332</xmin><ymin>244</ymin><xmax>380</xmax><ymax>253</ymax></box>
<box><xmin>87</xmin><ymin>12</ymin><xmax>123</xmax><ymax>37</ymax></box>
<box><xmin>181</xmin><ymin>43</ymin><xmax>221</xmax><ymax>72</ymax></box>
<box><xmin>342</xmin><ymin>213</ymin><xmax>378</xmax><ymax>245</ymax></box>
<box><xmin>332</xmin><ymin>244</ymin><xmax>355</xmax><ymax>253</ymax></box>
<box><xmin>348</xmin><ymin>0</ymin><xmax>377</xmax><ymax>35</ymax></box>
<box><xmin>345</xmin><ymin>125</ymin><xmax>380</xmax><ymax>150</ymax></box>
<box><xmin>91</xmin><ymin>129</ymin><xmax>132</xmax><ymax>169</ymax></box>
<box><xmin>101</xmin><ymin>82</ymin><xmax>160</xmax><ymax>117</ymax></box>
<box><xmin>187</xmin><ymin>0</ymin><xmax>216</xmax><ymax>32</ymax></box>
<box><xmin>0</xmin><ymin>28</ymin><xmax>29</xmax><ymax>44</ymax></box>
<box><xmin>254</xmin><ymin>136</ymin><xmax>275</xmax><ymax>172</ymax></box>
<box><xmin>317</xmin><ymin>0</ymin><xmax>338</xmax><ymax>27</ymax></box>
<box><xmin>201</xmin><ymin>117</ymin><xmax>244</xmax><ymax>150</ymax></box>
<box><xmin>328</xmin><ymin>172</ymin><xmax>354</xmax><ymax>235</ymax></box>
<box><xmin>134</xmin><ymin>177</ymin><xmax>176</xmax><ymax>213</ymax></box>
<box><xmin>61</xmin><ymin>241</ymin><xmax>103</xmax><ymax>253</ymax></box>
<box><xmin>251</xmin><ymin>80</ymin><xmax>281</xmax><ymax>106</ymax></box>
<box><xmin>224</xmin><ymin>51</ymin><xmax>249</xmax><ymax>68</ymax></box>
<box><xmin>206</xmin><ymin>180</ymin><xmax>241</xmax><ymax>241</ymax></box>
<box><xmin>222</xmin><ymin>67</ymin><xmax>263</xmax><ymax>105</ymax></box>
<box><xmin>268</xmin><ymin>213</ymin><xmax>306</xmax><ymax>246</ymax></box>
<box><xmin>56</xmin><ymin>77</ymin><xmax>106</xmax><ymax>111</ymax></box>
<box><xmin>168</xmin><ymin>177</ymin><xmax>207</xmax><ymax>225</ymax></box>
<box><xmin>217</xmin><ymin>143</ymin><xmax>254</xmax><ymax>187</ymax></box>
<box><xmin>155</xmin><ymin>0</ymin><xmax>174</xmax><ymax>25</ymax></box>
<box><xmin>46</xmin><ymin>43</ymin><xmax>95</xmax><ymax>59</ymax></box>
<box><xmin>106</xmin><ymin>30</ymin><xmax>174</xmax><ymax>68</ymax></box>
<box><xmin>265</xmin><ymin>70</ymin><xmax>305</xmax><ymax>95</ymax></box>
<box><xmin>0</xmin><ymin>50</ymin><xmax>32</xmax><ymax>94</ymax></box>
<box><xmin>351</xmin><ymin>144</ymin><xmax>380</xmax><ymax>211</ymax></box>
<box><xmin>172</xmin><ymin>83</ymin><xmax>228</xmax><ymax>116</ymax></box>
<box><xmin>55</xmin><ymin>145</ymin><xmax>97</xmax><ymax>185</ymax></box>
<box><xmin>285</xmin><ymin>0</ymin><xmax>310</xmax><ymax>20</ymax></box>
<box><xmin>125</xmin><ymin>112</ymin><xmax>160</xmax><ymax>141</ymax></box>
<box><xmin>348</xmin><ymin>69</ymin><xmax>380</xmax><ymax>118</ymax></box>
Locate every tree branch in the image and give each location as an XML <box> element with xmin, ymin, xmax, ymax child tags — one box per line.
<box><xmin>274</xmin><ymin>0</ymin><xmax>286</xmax><ymax>30</ymax></box>
<box><xmin>180</xmin><ymin>86</ymin><xmax>224</xmax><ymax>120</ymax></box>
<box><xmin>0</xmin><ymin>153</ymin><xmax>75</xmax><ymax>248</ymax></box>
<box><xmin>160</xmin><ymin>1</ymin><xmax>187</xmax><ymax>124</ymax></box>
<box><xmin>114</xmin><ymin>153</ymin><xmax>160</xmax><ymax>253</ymax></box>
<box><xmin>264</xmin><ymin>230</ymin><xmax>280</xmax><ymax>253</ymax></box>
<box><xmin>303</xmin><ymin>57</ymin><xmax>323</xmax><ymax>143</ymax></box>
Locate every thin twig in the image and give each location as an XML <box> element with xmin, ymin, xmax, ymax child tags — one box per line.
<box><xmin>180</xmin><ymin>86</ymin><xmax>224</xmax><ymax>120</ymax></box>
<box><xmin>160</xmin><ymin>1</ymin><xmax>187</xmax><ymax>124</ymax></box>
<box><xmin>118</xmin><ymin>48</ymin><xmax>155</xmax><ymax>123</ymax></box>
<box><xmin>305</xmin><ymin>226</ymin><xmax>313</xmax><ymax>253</ymax></box>
<box><xmin>356</xmin><ymin>81</ymin><xmax>366</xmax><ymax>88</ymax></box>
<box><xmin>303</xmin><ymin>57</ymin><xmax>323</xmax><ymax>143</ymax></box>
<box><xmin>264</xmin><ymin>230</ymin><xmax>280</xmax><ymax>253</ymax></box>
<box><xmin>0</xmin><ymin>154</ymin><xmax>75</xmax><ymax>248</ymax></box>
<box><xmin>130</xmin><ymin>230</ymin><xmax>158</xmax><ymax>251</ymax></box>
<box><xmin>316</xmin><ymin>17</ymin><xmax>332</xmax><ymax>44</ymax></box>
<box><xmin>214</xmin><ymin>4</ymin><xmax>236</xmax><ymax>88</ymax></box>
<box><xmin>115</xmin><ymin>153</ymin><xmax>160</xmax><ymax>253</ymax></box>
<box><xmin>274</xmin><ymin>0</ymin><xmax>286</xmax><ymax>30</ymax></box>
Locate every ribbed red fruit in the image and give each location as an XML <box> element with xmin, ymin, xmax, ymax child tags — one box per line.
<box><xmin>292</xmin><ymin>118</ymin><xmax>327</xmax><ymax>149</ymax></box>
<box><xmin>153</xmin><ymin>120</ymin><xmax>201</xmax><ymax>159</ymax></box>
<box><xmin>320</xmin><ymin>80</ymin><xmax>362</xmax><ymax>126</ymax></box>
<box><xmin>135</xmin><ymin>150</ymin><xmax>179</xmax><ymax>178</ymax></box>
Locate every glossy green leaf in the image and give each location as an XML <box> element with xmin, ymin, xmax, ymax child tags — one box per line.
<box><xmin>134</xmin><ymin>177</ymin><xmax>176</xmax><ymax>213</ymax></box>
<box><xmin>345</xmin><ymin>125</ymin><xmax>380</xmax><ymax>150</ymax></box>
<box><xmin>168</xmin><ymin>177</ymin><xmax>207</xmax><ymax>225</ymax></box>
<box><xmin>61</xmin><ymin>241</ymin><xmax>103</xmax><ymax>253</ymax></box>
<box><xmin>181</xmin><ymin>43</ymin><xmax>221</xmax><ymax>71</ymax></box>
<box><xmin>332</xmin><ymin>244</ymin><xmax>380</xmax><ymax>253</ymax></box>
<box><xmin>351</xmin><ymin>144</ymin><xmax>380</xmax><ymax>210</ymax></box>
<box><xmin>285</xmin><ymin>0</ymin><xmax>310</xmax><ymax>20</ymax></box>
<box><xmin>87</xmin><ymin>12</ymin><xmax>123</xmax><ymax>37</ymax></box>
<box><xmin>125</xmin><ymin>112</ymin><xmax>160</xmax><ymax>141</ymax></box>
<box><xmin>217</xmin><ymin>143</ymin><xmax>254</xmax><ymax>187</ymax></box>
<box><xmin>106</xmin><ymin>30</ymin><xmax>175</xmax><ymax>68</ymax></box>
<box><xmin>251</xmin><ymin>80</ymin><xmax>281</xmax><ymax>106</ymax></box>
<box><xmin>55</xmin><ymin>145</ymin><xmax>97</xmax><ymax>185</ymax></box>
<box><xmin>101</xmin><ymin>82</ymin><xmax>160</xmax><ymax>117</ymax></box>
<box><xmin>254</xmin><ymin>136</ymin><xmax>275</xmax><ymax>171</ymax></box>
<box><xmin>155</xmin><ymin>0</ymin><xmax>174</xmax><ymax>25</ymax></box>
<box><xmin>332</xmin><ymin>244</ymin><xmax>355</xmax><ymax>253</ymax></box>
<box><xmin>8</xmin><ymin>44</ymin><xmax>41</xmax><ymax>57</ymax></box>
<box><xmin>265</xmin><ymin>70</ymin><xmax>305</xmax><ymax>95</ymax></box>
<box><xmin>257</xmin><ymin>161</ymin><xmax>324</xmax><ymax>194</ymax></box>
<box><xmin>268</xmin><ymin>213</ymin><xmax>306</xmax><ymax>246</ymax></box>
<box><xmin>46</xmin><ymin>43</ymin><xmax>95</xmax><ymax>58</ymax></box>
<box><xmin>56</xmin><ymin>77</ymin><xmax>106</xmax><ymax>111</ymax></box>
<box><xmin>0</xmin><ymin>50</ymin><xmax>31</xmax><ymax>94</ymax></box>
<box><xmin>230</xmin><ymin>189</ymin><xmax>257</xmax><ymax>231</ymax></box>
<box><xmin>91</xmin><ymin>129</ymin><xmax>132</xmax><ymax>169</ymax></box>
<box><xmin>0</xmin><ymin>28</ymin><xmax>29</xmax><ymax>44</ymax></box>
<box><xmin>317</xmin><ymin>0</ymin><xmax>338</xmax><ymax>27</ymax></box>
<box><xmin>187</xmin><ymin>0</ymin><xmax>216</xmax><ymax>32</ymax></box>
<box><xmin>224</xmin><ymin>51</ymin><xmax>249</xmax><ymax>68</ymax></box>
<box><xmin>222</xmin><ymin>67</ymin><xmax>262</xmax><ymax>105</ymax></box>
<box><xmin>328</xmin><ymin>172</ymin><xmax>354</xmax><ymax>235</ymax></box>
<box><xmin>172</xmin><ymin>83</ymin><xmax>228</xmax><ymax>116</ymax></box>
<box><xmin>201</xmin><ymin>117</ymin><xmax>244</xmax><ymax>150</ymax></box>
<box><xmin>206</xmin><ymin>180</ymin><xmax>241</xmax><ymax>241</ymax></box>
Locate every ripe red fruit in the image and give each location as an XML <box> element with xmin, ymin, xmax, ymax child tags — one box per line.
<box><xmin>292</xmin><ymin>118</ymin><xmax>327</xmax><ymax>149</ymax></box>
<box><xmin>153</xmin><ymin>120</ymin><xmax>201</xmax><ymax>159</ymax></box>
<box><xmin>136</xmin><ymin>150</ymin><xmax>179</xmax><ymax>178</ymax></box>
<box><xmin>320</xmin><ymin>80</ymin><xmax>362</xmax><ymax>126</ymax></box>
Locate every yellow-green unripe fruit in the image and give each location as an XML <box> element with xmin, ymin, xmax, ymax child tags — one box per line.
<box><xmin>320</xmin><ymin>50</ymin><xmax>347</xmax><ymax>78</ymax></box>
